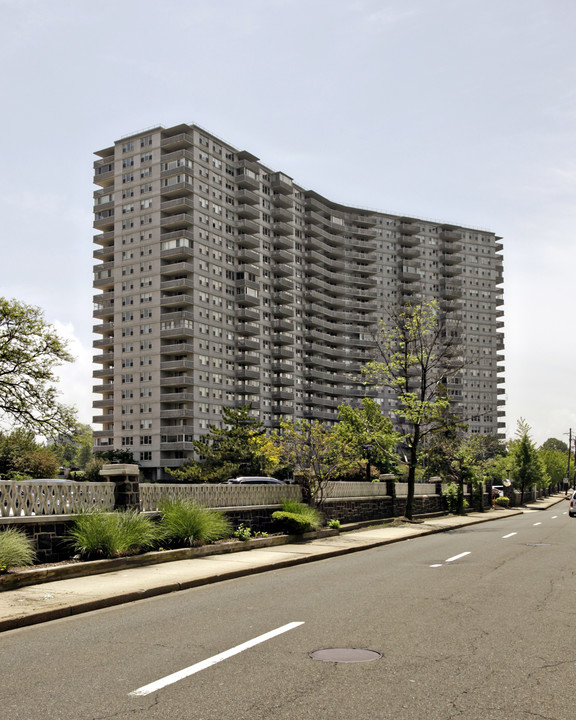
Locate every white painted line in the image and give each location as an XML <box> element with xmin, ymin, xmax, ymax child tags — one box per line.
<box><xmin>445</xmin><ymin>552</ymin><xmax>471</xmax><ymax>563</ymax></box>
<box><xmin>502</xmin><ymin>532</ymin><xmax>517</xmax><ymax>538</ymax></box>
<box><xmin>429</xmin><ymin>563</ymin><xmax>443</xmax><ymax>568</ymax></box>
<box><xmin>533</xmin><ymin>522</ymin><xmax>542</xmax><ymax>526</ymax></box>
<box><xmin>563</xmin><ymin>512</ymin><xmax>567</xmax><ymax>515</ymax></box>
<box><xmin>130</xmin><ymin>622</ymin><xmax>304</xmax><ymax>696</ymax></box>
<box><xmin>551</xmin><ymin>516</ymin><xmax>558</xmax><ymax>519</ymax></box>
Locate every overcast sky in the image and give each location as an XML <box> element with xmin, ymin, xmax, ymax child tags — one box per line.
<box><xmin>1</xmin><ymin>0</ymin><xmax>574</xmax><ymax>445</ymax></box>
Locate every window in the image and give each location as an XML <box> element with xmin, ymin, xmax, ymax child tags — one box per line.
<box><xmin>122</xmin><ymin>142</ymin><xmax>134</xmax><ymax>153</ymax></box>
<box><xmin>141</xmin><ymin>153</ymin><xmax>153</xmax><ymax>163</ymax></box>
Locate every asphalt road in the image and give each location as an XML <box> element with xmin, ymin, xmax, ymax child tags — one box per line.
<box><xmin>2</xmin><ymin>504</ymin><xmax>575</xmax><ymax>720</ymax></box>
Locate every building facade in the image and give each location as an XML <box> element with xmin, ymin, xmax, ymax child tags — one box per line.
<box><xmin>93</xmin><ymin>123</ymin><xmax>504</xmax><ymax>479</ymax></box>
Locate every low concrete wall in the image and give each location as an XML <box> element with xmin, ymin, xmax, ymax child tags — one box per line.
<box><xmin>1</xmin><ymin>489</ymin><xmax>491</xmax><ymax>564</ymax></box>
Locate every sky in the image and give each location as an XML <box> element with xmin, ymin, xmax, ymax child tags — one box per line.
<box><xmin>0</xmin><ymin>0</ymin><xmax>574</xmax><ymax>446</ymax></box>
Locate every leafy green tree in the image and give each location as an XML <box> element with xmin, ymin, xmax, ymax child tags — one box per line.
<box><xmin>0</xmin><ymin>428</ymin><xmax>37</xmax><ymax>476</ymax></box>
<box><xmin>13</xmin><ymin>448</ymin><xmax>59</xmax><ymax>479</ymax></box>
<box><xmin>271</xmin><ymin>418</ymin><xmax>345</xmax><ymax>506</ymax></box>
<box><xmin>0</xmin><ymin>297</ymin><xmax>76</xmax><ymax>436</ymax></box>
<box><xmin>0</xmin><ymin>429</ymin><xmax>59</xmax><ymax>479</ymax></box>
<box><xmin>509</xmin><ymin>419</ymin><xmax>549</xmax><ymax>504</ymax></box>
<box><xmin>84</xmin><ymin>456</ymin><xmax>105</xmax><ymax>482</ymax></box>
<box><xmin>539</xmin><ymin>447</ymin><xmax>572</xmax><ymax>488</ymax></box>
<box><xmin>334</xmin><ymin>398</ymin><xmax>400</xmax><ymax>477</ymax></box>
<box><xmin>49</xmin><ymin>423</ymin><xmax>94</xmax><ymax>469</ymax></box>
<box><xmin>94</xmin><ymin>448</ymin><xmax>135</xmax><ymax>464</ymax></box>
<box><xmin>541</xmin><ymin>438</ymin><xmax>569</xmax><ymax>453</ymax></box>
<box><xmin>361</xmin><ymin>300</ymin><xmax>464</xmax><ymax>520</ymax></box>
<box><xmin>168</xmin><ymin>405</ymin><xmax>266</xmax><ymax>483</ymax></box>
<box><xmin>427</xmin><ymin>422</ymin><xmax>506</xmax><ymax>512</ymax></box>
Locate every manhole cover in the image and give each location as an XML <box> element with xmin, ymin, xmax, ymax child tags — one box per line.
<box><xmin>309</xmin><ymin>648</ymin><xmax>382</xmax><ymax>663</ymax></box>
<box><xmin>526</xmin><ymin>543</ymin><xmax>551</xmax><ymax>546</ymax></box>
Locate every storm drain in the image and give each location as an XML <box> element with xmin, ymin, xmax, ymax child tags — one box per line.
<box><xmin>309</xmin><ymin>648</ymin><xmax>382</xmax><ymax>663</ymax></box>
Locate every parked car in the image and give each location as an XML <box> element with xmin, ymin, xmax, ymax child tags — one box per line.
<box><xmin>222</xmin><ymin>476</ymin><xmax>286</xmax><ymax>485</ymax></box>
<box><xmin>569</xmin><ymin>491</ymin><xmax>576</xmax><ymax>518</ymax></box>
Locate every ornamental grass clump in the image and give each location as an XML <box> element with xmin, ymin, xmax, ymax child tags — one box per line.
<box><xmin>272</xmin><ymin>499</ymin><xmax>324</xmax><ymax>535</ymax></box>
<box><xmin>0</xmin><ymin>528</ymin><xmax>36</xmax><ymax>573</ymax></box>
<box><xmin>159</xmin><ymin>499</ymin><xmax>232</xmax><ymax>547</ymax></box>
<box><xmin>69</xmin><ymin>510</ymin><xmax>163</xmax><ymax>559</ymax></box>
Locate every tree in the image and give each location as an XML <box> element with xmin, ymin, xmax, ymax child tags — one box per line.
<box><xmin>0</xmin><ymin>298</ymin><xmax>76</xmax><ymax>436</ymax></box>
<box><xmin>271</xmin><ymin>418</ymin><xmax>344</xmax><ymax>506</ymax></box>
<box><xmin>167</xmin><ymin>405</ymin><xmax>266</xmax><ymax>483</ymax></box>
<box><xmin>361</xmin><ymin>300</ymin><xmax>464</xmax><ymax>520</ymax></box>
<box><xmin>539</xmin><ymin>447</ymin><xmax>572</xmax><ymax>488</ymax></box>
<box><xmin>12</xmin><ymin>448</ymin><xmax>59</xmax><ymax>479</ymax></box>
<box><xmin>510</xmin><ymin>419</ymin><xmax>548</xmax><ymax>504</ymax></box>
<box><xmin>0</xmin><ymin>428</ymin><xmax>59</xmax><ymax>479</ymax></box>
<box><xmin>49</xmin><ymin>423</ymin><xmax>94</xmax><ymax>469</ymax></box>
<box><xmin>334</xmin><ymin>398</ymin><xmax>400</xmax><ymax>477</ymax></box>
<box><xmin>541</xmin><ymin>438</ymin><xmax>569</xmax><ymax>454</ymax></box>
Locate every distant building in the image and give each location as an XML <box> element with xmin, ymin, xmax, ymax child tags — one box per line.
<box><xmin>93</xmin><ymin>123</ymin><xmax>504</xmax><ymax>480</ymax></box>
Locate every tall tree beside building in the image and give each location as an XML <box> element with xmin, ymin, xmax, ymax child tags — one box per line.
<box><xmin>361</xmin><ymin>300</ymin><xmax>465</xmax><ymax>520</ymax></box>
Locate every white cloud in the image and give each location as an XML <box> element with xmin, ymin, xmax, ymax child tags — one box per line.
<box><xmin>52</xmin><ymin>321</ymin><xmax>94</xmax><ymax>427</ymax></box>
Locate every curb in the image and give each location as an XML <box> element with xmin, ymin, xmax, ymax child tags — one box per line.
<box><xmin>0</xmin><ymin>499</ymin><xmax>564</xmax><ymax>633</ymax></box>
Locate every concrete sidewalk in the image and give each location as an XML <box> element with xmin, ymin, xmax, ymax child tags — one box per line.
<box><xmin>0</xmin><ymin>495</ymin><xmax>565</xmax><ymax>633</ymax></box>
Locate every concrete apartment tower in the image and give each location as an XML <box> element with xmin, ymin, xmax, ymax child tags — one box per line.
<box><xmin>93</xmin><ymin>124</ymin><xmax>504</xmax><ymax>480</ymax></box>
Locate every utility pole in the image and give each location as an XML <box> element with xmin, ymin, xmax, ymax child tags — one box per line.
<box><xmin>567</xmin><ymin>429</ymin><xmax>572</xmax><ymax>494</ymax></box>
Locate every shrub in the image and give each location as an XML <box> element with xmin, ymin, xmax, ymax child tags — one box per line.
<box><xmin>84</xmin><ymin>457</ymin><xmax>105</xmax><ymax>482</ymax></box>
<box><xmin>159</xmin><ymin>500</ymin><xmax>232</xmax><ymax>547</ymax></box>
<box><xmin>280</xmin><ymin>499</ymin><xmax>323</xmax><ymax>529</ymax></box>
<box><xmin>69</xmin><ymin>510</ymin><xmax>162</xmax><ymax>559</ymax></box>
<box><xmin>442</xmin><ymin>482</ymin><xmax>469</xmax><ymax>514</ymax></box>
<box><xmin>327</xmin><ymin>518</ymin><xmax>341</xmax><ymax>530</ymax></box>
<box><xmin>234</xmin><ymin>523</ymin><xmax>253</xmax><ymax>541</ymax></box>
<box><xmin>272</xmin><ymin>511</ymin><xmax>314</xmax><ymax>534</ymax></box>
<box><xmin>0</xmin><ymin>528</ymin><xmax>36</xmax><ymax>572</ymax></box>
<box><xmin>494</xmin><ymin>495</ymin><xmax>510</xmax><ymax>507</ymax></box>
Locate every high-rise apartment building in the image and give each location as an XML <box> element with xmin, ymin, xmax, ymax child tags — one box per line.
<box><xmin>93</xmin><ymin>123</ymin><xmax>504</xmax><ymax>480</ymax></box>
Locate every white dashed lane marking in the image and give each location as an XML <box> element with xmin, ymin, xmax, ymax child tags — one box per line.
<box><xmin>502</xmin><ymin>532</ymin><xmax>517</xmax><ymax>539</ymax></box>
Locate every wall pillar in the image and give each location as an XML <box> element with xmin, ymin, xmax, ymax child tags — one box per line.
<box><xmin>99</xmin><ymin>464</ymin><xmax>141</xmax><ymax>511</ymax></box>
